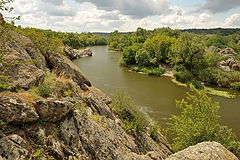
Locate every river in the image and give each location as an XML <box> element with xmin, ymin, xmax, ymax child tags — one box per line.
<box><xmin>74</xmin><ymin>46</ymin><xmax>240</xmax><ymax>137</ymax></box>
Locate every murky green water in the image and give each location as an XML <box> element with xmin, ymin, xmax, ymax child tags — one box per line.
<box><xmin>74</xmin><ymin>46</ymin><xmax>240</xmax><ymax>137</ymax></box>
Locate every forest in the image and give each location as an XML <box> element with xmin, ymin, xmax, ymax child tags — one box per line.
<box><xmin>108</xmin><ymin>27</ymin><xmax>240</xmax><ymax>91</ymax></box>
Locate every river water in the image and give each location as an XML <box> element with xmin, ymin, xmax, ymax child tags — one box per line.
<box><xmin>74</xmin><ymin>46</ymin><xmax>240</xmax><ymax>137</ymax></box>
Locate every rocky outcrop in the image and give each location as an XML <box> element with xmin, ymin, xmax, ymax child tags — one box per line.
<box><xmin>1</xmin><ymin>31</ymin><xmax>47</xmax><ymax>90</ymax></box>
<box><xmin>34</xmin><ymin>98</ymin><xmax>74</xmax><ymax>122</ymax></box>
<box><xmin>44</xmin><ymin>51</ymin><xmax>91</xmax><ymax>89</ymax></box>
<box><xmin>0</xmin><ymin>135</ymin><xmax>32</xmax><ymax>160</ymax></box>
<box><xmin>0</xmin><ymin>31</ymin><xmax>174</xmax><ymax>160</ymax></box>
<box><xmin>62</xmin><ymin>46</ymin><xmax>93</xmax><ymax>60</ymax></box>
<box><xmin>0</xmin><ymin>95</ymin><xmax>39</xmax><ymax>124</ymax></box>
<box><xmin>219</xmin><ymin>48</ymin><xmax>240</xmax><ymax>72</ymax></box>
<box><xmin>166</xmin><ymin>142</ymin><xmax>238</xmax><ymax>160</ymax></box>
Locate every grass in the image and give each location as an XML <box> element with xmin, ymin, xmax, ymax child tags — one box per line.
<box><xmin>205</xmin><ymin>87</ymin><xmax>236</xmax><ymax>99</ymax></box>
<box><xmin>172</xmin><ymin>79</ymin><xmax>236</xmax><ymax>98</ymax></box>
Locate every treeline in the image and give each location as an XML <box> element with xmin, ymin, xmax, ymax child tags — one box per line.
<box><xmin>181</xmin><ymin>28</ymin><xmax>240</xmax><ymax>36</ymax></box>
<box><xmin>108</xmin><ymin>27</ymin><xmax>240</xmax><ymax>90</ymax></box>
<box><xmin>13</xmin><ymin>25</ymin><xmax>107</xmax><ymax>50</ymax></box>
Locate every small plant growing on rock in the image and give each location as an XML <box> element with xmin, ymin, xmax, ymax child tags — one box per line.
<box><xmin>111</xmin><ymin>91</ymin><xmax>149</xmax><ymax>132</ymax></box>
<box><xmin>36</xmin><ymin>83</ymin><xmax>52</xmax><ymax>98</ymax></box>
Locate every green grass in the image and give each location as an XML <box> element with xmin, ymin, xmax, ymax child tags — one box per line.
<box><xmin>172</xmin><ymin>79</ymin><xmax>236</xmax><ymax>98</ymax></box>
<box><xmin>205</xmin><ymin>87</ymin><xmax>236</xmax><ymax>99</ymax></box>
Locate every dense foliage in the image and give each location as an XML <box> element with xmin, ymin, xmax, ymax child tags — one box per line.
<box><xmin>169</xmin><ymin>87</ymin><xmax>240</xmax><ymax>157</ymax></box>
<box><xmin>13</xmin><ymin>26</ymin><xmax>107</xmax><ymax>53</ymax></box>
<box><xmin>108</xmin><ymin>27</ymin><xmax>240</xmax><ymax>90</ymax></box>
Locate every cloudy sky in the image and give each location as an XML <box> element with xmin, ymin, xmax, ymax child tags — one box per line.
<box><xmin>3</xmin><ymin>0</ymin><xmax>240</xmax><ymax>32</ymax></box>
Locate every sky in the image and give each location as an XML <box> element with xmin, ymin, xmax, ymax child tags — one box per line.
<box><xmin>3</xmin><ymin>0</ymin><xmax>240</xmax><ymax>32</ymax></box>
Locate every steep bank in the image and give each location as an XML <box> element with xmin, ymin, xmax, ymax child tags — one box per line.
<box><xmin>0</xmin><ymin>31</ymin><xmax>238</xmax><ymax>160</ymax></box>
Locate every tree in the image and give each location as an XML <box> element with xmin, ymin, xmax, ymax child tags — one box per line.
<box><xmin>169</xmin><ymin>87</ymin><xmax>240</xmax><ymax>157</ymax></box>
<box><xmin>170</xmin><ymin>33</ymin><xmax>205</xmax><ymax>72</ymax></box>
<box><xmin>135</xmin><ymin>48</ymin><xmax>151</xmax><ymax>66</ymax></box>
<box><xmin>206</xmin><ymin>34</ymin><xmax>227</xmax><ymax>48</ymax></box>
<box><xmin>122</xmin><ymin>43</ymin><xmax>142</xmax><ymax>65</ymax></box>
<box><xmin>144</xmin><ymin>34</ymin><xmax>176</xmax><ymax>62</ymax></box>
<box><xmin>0</xmin><ymin>0</ymin><xmax>14</xmax><ymax>12</ymax></box>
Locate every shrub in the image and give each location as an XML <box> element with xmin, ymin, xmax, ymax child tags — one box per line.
<box><xmin>135</xmin><ymin>48</ymin><xmax>151</xmax><ymax>66</ymax></box>
<box><xmin>190</xmin><ymin>80</ymin><xmax>204</xmax><ymax>90</ymax></box>
<box><xmin>132</xmin><ymin>67</ymin><xmax>165</xmax><ymax>76</ymax></box>
<box><xmin>230</xmin><ymin>82</ymin><xmax>240</xmax><ymax>91</ymax></box>
<box><xmin>111</xmin><ymin>91</ymin><xmax>149</xmax><ymax>132</ymax></box>
<box><xmin>174</xmin><ymin>69</ymin><xmax>193</xmax><ymax>83</ymax></box>
<box><xmin>36</xmin><ymin>83</ymin><xmax>52</xmax><ymax>98</ymax></box>
<box><xmin>0</xmin><ymin>75</ymin><xmax>9</xmax><ymax>92</ymax></box>
<box><xmin>122</xmin><ymin>43</ymin><xmax>142</xmax><ymax>65</ymax></box>
<box><xmin>169</xmin><ymin>87</ymin><xmax>240</xmax><ymax>157</ymax></box>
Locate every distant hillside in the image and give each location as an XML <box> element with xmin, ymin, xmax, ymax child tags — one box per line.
<box><xmin>181</xmin><ymin>28</ymin><xmax>240</xmax><ymax>36</ymax></box>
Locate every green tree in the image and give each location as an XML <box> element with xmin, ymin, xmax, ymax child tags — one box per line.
<box><xmin>144</xmin><ymin>34</ymin><xmax>176</xmax><ymax>62</ymax></box>
<box><xmin>135</xmin><ymin>48</ymin><xmax>151</xmax><ymax>66</ymax></box>
<box><xmin>170</xmin><ymin>33</ymin><xmax>205</xmax><ymax>72</ymax></box>
<box><xmin>169</xmin><ymin>87</ymin><xmax>240</xmax><ymax>157</ymax></box>
<box><xmin>122</xmin><ymin>43</ymin><xmax>142</xmax><ymax>65</ymax></box>
<box><xmin>206</xmin><ymin>34</ymin><xmax>227</xmax><ymax>48</ymax></box>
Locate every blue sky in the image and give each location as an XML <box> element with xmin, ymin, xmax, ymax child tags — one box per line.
<box><xmin>4</xmin><ymin>0</ymin><xmax>240</xmax><ymax>32</ymax></box>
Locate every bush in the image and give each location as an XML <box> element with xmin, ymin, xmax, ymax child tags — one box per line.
<box><xmin>111</xmin><ymin>91</ymin><xmax>149</xmax><ymax>132</ymax></box>
<box><xmin>36</xmin><ymin>83</ymin><xmax>52</xmax><ymax>98</ymax></box>
<box><xmin>230</xmin><ymin>82</ymin><xmax>240</xmax><ymax>91</ymax></box>
<box><xmin>169</xmin><ymin>87</ymin><xmax>240</xmax><ymax>157</ymax></box>
<box><xmin>135</xmin><ymin>48</ymin><xmax>151</xmax><ymax>66</ymax></box>
<box><xmin>122</xmin><ymin>43</ymin><xmax>142</xmax><ymax>65</ymax></box>
<box><xmin>0</xmin><ymin>75</ymin><xmax>9</xmax><ymax>92</ymax></box>
<box><xmin>174</xmin><ymin>69</ymin><xmax>193</xmax><ymax>83</ymax></box>
<box><xmin>190</xmin><ymin>80</ymin><xmax>204</xmax><ymax>90</ymax></box>
<box><xmin>132</xmin><ymin>67</ymin><xmax>165</xmax><ymax>76</ymax></box>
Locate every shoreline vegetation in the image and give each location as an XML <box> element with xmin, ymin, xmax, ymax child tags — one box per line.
<box><xmin>108</xmin><ymin>27</ymin><xmax>240</xmax><ymax>98</ymax></box>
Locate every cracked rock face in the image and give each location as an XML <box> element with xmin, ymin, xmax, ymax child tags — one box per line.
<box><xmin>219</xmin><ymin>48</ymin><xmax>240</xmax><ymax>72</ymax></box>
<box><xmin>34</xmin><ymin>98</ymin><xmax>74</xmax><ymax>122</ymax></box>
<box><xmin>1</xmin><ymin>31</ymin><xmax>47</xmax><ymax>90</ymax></box>
<box><xmin>166</xmin><ymin>142</ymin><xmax>238</xmax><ymax>160</ymax></box>
<box><xmin>0</xmin><ymin>95</ymin><xmax>39</xmax><ymax>124</ymax></box>
<box><xmin>62</xmin><ymin>46</ymin><xmax>93</xmax><ymax>60</ymax></box>
<box><xmin>0</xmin><ymin>135</ymin><xmax>32</xmax><ymax>160</ymax></box>
<box><xmin>44</xmin><ymin>51</ymin><xmax>92</xmax><ymax>89</ymax></box>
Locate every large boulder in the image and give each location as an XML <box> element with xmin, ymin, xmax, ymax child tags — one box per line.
<box><xmin>1</xmin><ymin>31</ymin><xmax>47</xmax><ymax>90</ymax></box>
<box><xmin>0</xmin><ymin>95</ymin><xmax>39</xmax><ymax>124</ymax></box>
<box><xmin>219</xmin><ymin>48</ymin><xmax>240</xmax><ymax>72</ymax></box>
<box><xmin>0</xmin><ymin>135</ymin><xmax>33</xmax><ymax>160</ymax></box>
<box><xmin>44</xmin><ymin>51</ymin><xmax>91</xmax><ymax>89</ymax></box>
<box><xmin>83</xmin><ymin>87</ymin><xmax>114</xmax><ymax>119</ymax></box>
<box><xmin>62</xmin><ymin>46</ymin><xmax>93</xmax><ymax>60</ymax></box>
<box><xmin>34</xmin><ymin>98</ymin><xmax>74</xmax><ymax>122</ymax></box>
<box><xmin>60</xmin><ymin>110</ymin><xmax>172</xmax><ymax>160</ymax></box>
<box><xmin>166</xmin><ymin>142</ymin><xmax>238</xmax><ymax>160</ymax></box>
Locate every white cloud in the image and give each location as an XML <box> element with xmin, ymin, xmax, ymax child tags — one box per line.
<box><xmin>2</xmin><ymin>0</ymin><xmax>238</xmax><ymax>32</ymax></box>
<box><xmin>224</xmin><ymin>13</ymin><xmax>240</xmax><ymax>27</ymax></box>
<box><xmin>74</xmin><ymin>0</ymin><xmax>171</xmax><ymax>18</ymax></box>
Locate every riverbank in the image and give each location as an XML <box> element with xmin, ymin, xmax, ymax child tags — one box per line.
<box><xmin>126</xmin><ymin>62</ymin><xmax>237</xmax><ymax>99</ymax></box>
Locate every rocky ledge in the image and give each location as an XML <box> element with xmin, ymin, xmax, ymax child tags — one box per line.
<box><xmin>62</xmin><ymin>46</ymin><xmax>93</xmax><ymax>60</ymax></box>
<box><xmin>0</xmin><ymin>31</ymin><xmax>238</xmax><ymax>160</ymax></box>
